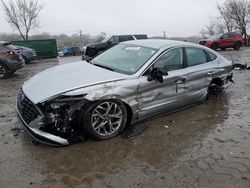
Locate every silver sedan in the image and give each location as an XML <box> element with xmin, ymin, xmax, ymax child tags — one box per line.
<box><xmin>16</xmin><ymin>39</ymin><xmax>233</xmax><ymax>146</ymax></box>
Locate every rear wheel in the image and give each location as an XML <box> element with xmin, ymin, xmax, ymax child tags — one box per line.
<box><xmin>0</xmin><ymin>63</ymin><xmax>8</xmax><ymax>79</ymax></box>
<box><xmin>81</xmin><ymin>100</ymin><xmax>127</xmax><ymax>140</ymax></box>
<box><xmin>233</xmin><ymin>42</ymin><xmax>241</xmax><ymax>50</ymax></box>
<box><xmin>22</xmin><ymin>55</ymin><xmax>30</xmax><ymax>64</ymax></box>
<box><xmin>211</xmin><ymin>43</ymin><xmax>219</xmax><ymax>51</ymax></box>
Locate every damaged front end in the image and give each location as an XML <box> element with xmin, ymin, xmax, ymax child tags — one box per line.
<box><xmin>16</xmin><ymin>89</ymin><xmax>87</xmax><ymax>146</ymax></box>
<box><xmin>209</xmin><ymin>72</ymin><xmax>234</xmax><ymax>95</ymax></box>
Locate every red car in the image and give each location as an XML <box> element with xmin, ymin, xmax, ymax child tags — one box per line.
<box><xmin>199</xmin><ymin>32</ymin><xmax>244</xmax><ymax>51</ymax></box>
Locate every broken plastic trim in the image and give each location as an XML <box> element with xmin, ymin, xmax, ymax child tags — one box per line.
<box><xmin>17</xmin><ymin>109</ymin><xmax>69</xmax><ymax>146</ymax></box>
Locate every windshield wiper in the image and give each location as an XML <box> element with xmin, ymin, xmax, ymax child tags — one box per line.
<box><xmin>92</xmin><ymin>63</ymin><xmax>114</xmax><ymax>72</ymax></box>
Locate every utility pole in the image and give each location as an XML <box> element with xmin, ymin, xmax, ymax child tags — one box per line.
<box><xmin>163</xmin><ymin>31</ymin><xmax>166</xmax><ymax>39</ymax></box>
<box><xmin>79</xmin><ymin>30</ymin><xmax>83</xmax><ymax>48</ymax></box>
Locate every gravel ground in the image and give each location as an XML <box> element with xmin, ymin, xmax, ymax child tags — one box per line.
<box><xmin>0</xmin><ymin>49</ymin><xmax>250</xmax><ymax>188</ymax></box>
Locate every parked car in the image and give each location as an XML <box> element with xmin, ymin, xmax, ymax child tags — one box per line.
<box><xmin>199</xmin><ymin>32</ymin><xmax>244</xmax><ymax>51</ymax></box>
<box><xmin>0</xmin><ymin>41</ymin><xmax>24</xmax><ymax>78</ymax></box>
<box><xmin>17</xmin><ymin>39</ymin><xmax>233</xmax><ymax>146</ymax></box>
<box><xmin>59</xmin><ymin>46</ymin><xmax>82</xmax><ymax>56</ymax></box>
<box><xmin>81</xmin><ymin>46</ymin><xmax>86</xmax><ymax>54</ymax></box>
<box><xmin>16</xmin><ymin>45</ymin><xmax>37</xmax><ymax>64</ymax></box>
<box><xmin>57</xmin><ymin>51</ymin><xmax>64</xmax><ymax>57</ymax></box>
<box><xmin>82</xmin><ymin>34</ymin><xmax>148</xmax><ymax>60</ymax></box>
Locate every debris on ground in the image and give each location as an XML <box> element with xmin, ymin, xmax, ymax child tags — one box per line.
<box><xmin>233</xmin><ymin>63</ymin><xmax>250</xmax><ymax>70</ymax></box>
<box><xmin>121</xmin><ymin>123</ymin><xmax>150</xmax><ymax>138</ymax></box>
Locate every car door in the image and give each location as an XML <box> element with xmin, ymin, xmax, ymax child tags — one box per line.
<box><xmin>137</xmin><ymin>47</ymin><xmax>189</xmax><ymax>119</ymax></box>
<box><xmin>220</xmin><ymin>33</ymin><xmax>231</xmax><ymax>47</ymax></box>
<box><xmin>185</xmin><ymin>47</ymin><xmax>218</xmax><ymax>104</ymax></box>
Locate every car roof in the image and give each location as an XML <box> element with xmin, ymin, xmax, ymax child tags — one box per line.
<box><xmin>16</xmin><ymin>45</ymin><xmax>33</xmax><ymax>50</ymax></box>
<box><xmin>123</xmin><ymin>39</ymin><xmax>200</xmax><ymax>49</ymax></box>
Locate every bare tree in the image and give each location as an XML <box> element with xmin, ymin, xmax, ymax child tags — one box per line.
<box><xmin>217</xmin><ymin>3</ymin><xmax>235</xmax><ymax>33</ymax></box>
<box><xmin>1</xmin><ymin>0</ymin><xmax>42</xmax><ymax>40</ymax></box>
<box><xmin>200</xmin><ymin>17</ymin><xmax>226</xmax><ymax>38</ymax></box>
<box><xmin>224</xmin><ymin>0</ymin><xmax>250</xmax><ymax>45</ymax></box>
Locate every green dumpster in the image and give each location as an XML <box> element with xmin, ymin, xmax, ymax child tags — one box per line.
<box><xmin>12</xmin><ymin>39</ymin><xmax>57</xmax><ymax>58</ymax></box>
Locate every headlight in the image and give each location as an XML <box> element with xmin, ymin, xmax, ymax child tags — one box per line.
<box><xmin>50</xmin><ymin>102</ymin><xmax>67</xmax><ymax>109</ymax></box>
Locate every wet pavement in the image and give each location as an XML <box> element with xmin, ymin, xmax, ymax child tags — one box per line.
<box><xmin>0</xmin><ymin>50</ymin><xmax>250</xmax><ymax>188</ymax></box>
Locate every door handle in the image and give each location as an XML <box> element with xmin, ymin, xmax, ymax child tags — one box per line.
<box><xmin>175</xmin><ymin>77</ymin><xmax>186</xmax><ymax>84</ymax></box>
<box><xmin>208</xmin><ymin>71</ymin><xmax>215</xmax><ymax>75</ymax></box>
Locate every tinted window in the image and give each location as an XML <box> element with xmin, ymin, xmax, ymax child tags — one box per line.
<box><xmin>119</xmin><ymin>35</ymin><xmax>134</xmax><ymax>42</ymax></box>
<box><xmin>221</xmin><ymin>34</ymin><xmax>229</xmax><ymax>39</ymax></box>
<box><xmin>134</xmin><ymin>35</ymin><xmax>148</xmax><ymax>40</ymax></box>
<box><xmin>186</xmin><ymin>47</ymin><xmax>207</xmax><ymax>66</ymax></box>
<box><xmin>154</xmin><ymin>48</ymin><xmax>183</xmax><ymax>72</ymax></box>
<box><xmin>109</xmin><ymin>36</ymin><xmax>119</xmax><ymax>43</ymax></box>
<box><xmin>71</xmin><ymin>47</ymin><xmax>81</xmax><ymax>53</ymax></box>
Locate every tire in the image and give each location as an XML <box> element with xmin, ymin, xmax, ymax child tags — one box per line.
<box><xmin>221</xmin><ymin>47</ymin><xmax>226</xmax><ymax>51</ymax></box>
<box><xmin>233</xmin><ymin>42</ymin><xmax>241</xmax><ymax>50</ymax></box>
<box><xmin>22</xmin><ymin>55</ymin><xmax>30</xmax><ymax>64</ymax></box>
<box><xmin>0</xmin><ymin>63</ymin><xmax>8</xmax><ymax>79</ymax></box>
<box><xmin>80</xmin><ymin>99</ymin><xmax>127</xmax><ymax>140</ymax></box>
<box><xmin>211</xmin><ymin>43</ymin><xmax>219</xmax><ymax>51</ymax></box>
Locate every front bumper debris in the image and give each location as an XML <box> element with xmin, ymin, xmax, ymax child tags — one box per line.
<box><xmin>16</xmin><ymin>109</ymin><xmax>69</xmax><ymax>146</ymax></box>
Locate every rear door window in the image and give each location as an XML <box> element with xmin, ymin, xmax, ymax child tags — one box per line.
<box><xmin>207</xmin><ymin>51</ymin><xmax>217</xmax><ymax>61</ymax></box>
<box><xmin>186</xmin><ymin>47</ymin><xmax>207</xmax><ymax>66</ymax></box>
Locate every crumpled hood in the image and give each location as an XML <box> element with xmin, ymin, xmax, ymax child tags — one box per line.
<box><xmin>22</xmin><ymin>61</ymin><xmax>128</xmax><ymax>104</ymax></box>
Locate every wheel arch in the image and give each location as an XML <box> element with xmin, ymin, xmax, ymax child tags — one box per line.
<box><xmin>210</xmin><ymin>77</ymin><xmax>224</xmax><ymax>86</ymax></box>
<box><xmin>236</xmin><ymin>41</ymin><xmax>242</xmax><ymax>46</ymax></box>
<box><xmin>83</xmin><ymin>95</ymin><xmax>134</xmax><ymax>128</ymax></box>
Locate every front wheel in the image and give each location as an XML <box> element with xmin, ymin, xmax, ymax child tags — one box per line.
<box><xmin>81</xmin><ymin>100</ymin><xmax>127</xmax><ymax>140</ymax></box>
<box><xmin>22</xmin><ymin>55</ymin><xmax>30</xmax><ymax>64</ymax></box>
<box><xmin>211</xmin><ymin>43</ymin><xmax>219</xmax><ymax>51</ymax></box>
<box><xmin>233</xmin><ymin>42</ymin><xmax>241</xmax><ymax>50</ymax></box>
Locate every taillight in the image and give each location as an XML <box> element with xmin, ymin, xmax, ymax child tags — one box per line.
<box><xmin>7</xmin><ymin>51</ymin><xmax>16</xmax><ymax>55</ymax></box>
<box><xmin>1</xmin><ymin>51</ymin><xmax>17</xmax><ymax>56</ymax></box>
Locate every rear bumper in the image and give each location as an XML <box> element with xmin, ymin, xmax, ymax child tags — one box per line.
<box><xmin>16</xmin><ymin>107</ymin><xmax>69</xmax><ymax>146</ymax></box>
<box><xmin>27</xmin><ymin>55</ymin><xmax>37</xmax><ymax>61</ymax></box>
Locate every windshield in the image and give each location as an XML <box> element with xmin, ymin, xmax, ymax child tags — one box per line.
<box><xmin>208</xmin><ymin>34</ymin><xmax>223</xmax><ymax>40</ymax></box>
<box><xmin>91</xmin><ymin>44</ymin><xmax>157</xmax><ymax>75</ymax></box>
<box><xmin>101</xmin><ymin>36</ymin><xmax>113</xmax><ymax>43</ymax></box>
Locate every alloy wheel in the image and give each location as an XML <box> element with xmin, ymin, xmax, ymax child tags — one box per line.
<box><xmin>91</xmin><ymin>101</ymin><xmax>123</xmax><ymax>136</ymax></box>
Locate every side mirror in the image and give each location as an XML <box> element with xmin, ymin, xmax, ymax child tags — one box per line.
<box><xmin>147</xmin><ymin>67</ymin><xmax>168</xmax><ymax>83</ymax></box>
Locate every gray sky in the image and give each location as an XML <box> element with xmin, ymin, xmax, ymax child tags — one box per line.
<box><xmin>0</xmin><ymin>0</ymin><xmax>226</xmax><ymax>37</ymax></box>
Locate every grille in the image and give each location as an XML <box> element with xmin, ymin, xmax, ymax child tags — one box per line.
<box><xmin>17</xmin><ymin>90</ymin><xmax>40</xmax><ymax>124</ymax></box>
